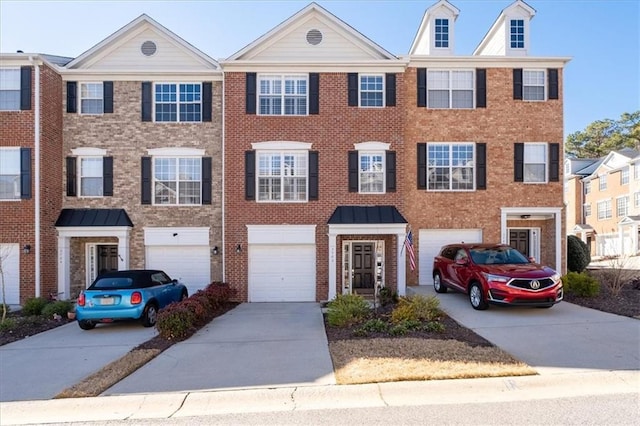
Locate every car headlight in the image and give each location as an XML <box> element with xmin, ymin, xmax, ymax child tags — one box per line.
<box><xmin>483</xmin><ymin>273</ymin><xmax>509</xmax><ymax>283</ymax></box>
<box><xmin>550</xmin><ymin>273</ymin><xmax>561</xmax><ymax>283</ymax></box>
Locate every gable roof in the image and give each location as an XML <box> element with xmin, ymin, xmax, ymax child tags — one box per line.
<box><xmin>409</xmin><ymin>0</ymin><xmax>460</xmax><ymax>55</ymax></box>
<box><xmin>473</xmin><ymin>0</ymin><xmax>536</xmax><ymax>56</ymax></box>
<box><xmin>584</xmin><ymin>148</ymin><xmax>638</xmax><ymax>179</ymax></box>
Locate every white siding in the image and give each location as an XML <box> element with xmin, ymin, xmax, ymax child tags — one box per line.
<box><xmin>418</xmin><ymin>229</ymin><xmax>482</xmax><ymax>285</ymax></box>
<box><xmin>0</xmin><ymin>244</ymin><xmax>20</xmax><ymax>305</ymax></box>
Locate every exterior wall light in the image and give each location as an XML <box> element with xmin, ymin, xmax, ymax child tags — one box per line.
<box><xmin>236</xmin><ymin>244</ymin><xmax>242</xmax><ymax>253</ymax></box>
<box><xmin>212</xmin><ymin>246</ymin><xmax>219</xmax><ymax>255</ymax></box>
<box><xmin>23</xmin><ymin>244</ymin><xmax>31</xmax><ymax>254</ymax></box>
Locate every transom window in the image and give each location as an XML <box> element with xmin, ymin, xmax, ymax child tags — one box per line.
<box><xmin>523</xmin><ymin>143</ymin><xmax>547</xmax><ymax>183</ymax></box>
<box><xmin>427</xmin><ymin>70</ymin><xmax>474</xmax><ymax>109</ymax></box>
<box><xmin>0</xmin><ymin>68</ymin><xmax>20</xmax><ymax>111</ymax></box>
<box><xmin>617</xmin><ymin>196</ymin><xmax>629</xmax><ymax>217</ymax></box>
<box><xmin>523</xmin><ymin>70</ymin><xmax>545</xmax><ymax>101</ymax></box>
<box><xmin>153</xmin><ymin>157</ymin><xmax>201</xmax><ymax>205</ymax></box>
<box><xmin>435</xmin><ymin>18</ymin><xmax>449</xmax><ymax>48</ymax></box>
<box><xmin>359</xmin><ymin>152</ymin><xmax>384</xmax><ymax>193</ymax></box>
<box><xmin>0</xmin><ymin>148</ymin><xmax>20</xmax><ymax>199</ymax></box>
<box><xmin>154</xmin><ymin>83</ymin><xmax>201</xmax><ymax>122</ymax></box>
<box><xmin>599</xmin><ymin>174</ymin><xmax>607</xmax><ymax>191</ymax></box>
<box><xmin>359</xmin><ymin>75</ymin><xmax>384</xmax><ymax>107</ymax></box>
<box><xmin>510</xmin><ymin>19</ymin><xmax>525</xmax><ymax>49</ymax></box>
<box><xmin>597</xmin><ymin>200</ymin><xmax>612</xmax><ymax>220</ymax></box>
<box><xmin>427</xmin><ymin>143</ymin><xmax>474</xmax><ymax>191</ymax></box>
<box><xmin>80</xmin><ymin>157</ymin><xmax>103</xmax><ymax>196</ymax></box>
<box><xmin>80</xmin><ymin>83</ymin><xmax>103</xmax><ymax>114</ymax></box>
<box><xmin>258</xmin><ymin>75</ymin><xmax>307</xmax><ymax>115</ymax></box>
<box><xmin>583</xmin><ymin>203</ymin><xmax>591</xmax><ymax>217</ymax></box>
<box><xmin>257</xmin><ymin>151</ymin><xmax>307</xmax><ymax>201</ymax></box>
<box><xmin>621</xmin><ymin>167</ymin><xmax>629</xmax><ymax>185</ymax></box>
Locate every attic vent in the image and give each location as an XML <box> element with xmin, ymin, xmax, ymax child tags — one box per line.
<box><xmin>141</xmin><ymin>41</ymin><xmax>157</xmax><ymax>56</ymax></box>
<box><xmin>306</xmin><ymin>29</ymin><xmax>323</xmax><ymax>46</ymax></box>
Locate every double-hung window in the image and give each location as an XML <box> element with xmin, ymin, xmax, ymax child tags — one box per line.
<box><xmin>583</xmin><ymin>203</ymin><xmax>591</xmax><ymax>217</ymax></box>
<box><xmin>635</xmin><ymin>191</ymin><xmax>640</xmax><ymax>208</ymax></box>
<box><xmin>359</xmin><ymin>75</ymin><xmax>384</xmax><ymax>107</ymax></box>
<box><xmin>621</xmin><ymin>167</ymin><xmax>629</xmax><ymax>185</ymax></box>
<box><xmin>155</xmin><ymin>83</ymin><xmax>201</xmax><ymax>122</ymax></box>
<box><xmin>258</xmin><ymin>75</ymin><xmax>307</xmax><ymax>115</ymax></box>
<box><xmin>584</xmin><ymin>181</ymin><xmax>591</xmax><ymax>195</ymax></box>
<box><xmin>635</xmin><ymin>164</ymin><xmax>640</xmax><ymax>180</ymax></box>
<box><xmin>599</xmin><ymin>174</ymin><xmax>607</xmax><ymax>191</ymax></box>
<box><xmin>427</xmin><ymin>143</ymin><xmax>474</xmax><ymax>191</ymax></box>
<box><xmin>80</xmin><ymin>83</ymin><xmax>103</xmax><ymax>114</ymax></box>
<box><xmin>427</xmin><ymin>70</ymin><xmax>473</xmax><ymax>109</ymax></box>
<box><xmin>434</xmin><ymin>18</ymin><xmax>449</xmax><ymax>48</ymax></box>
<box><xmin>523</xmin><ymin>70</ymin><xmax>545</xmax><ymax>101</ymax></box>
<box><xmin>510</xmin><ymin>19</ymin><xmax>525</xmax><ymax>49</ymax></box>
<box><xmin>523</xmin><ymin>143</ymin><xmax>547</xmax><ymax>183</ymax></box>
<box><xmin>257</xmin><ymin>151</ymin><xmax>307</xmax><ymax>201</ymax></box>
<box><xmin>616</xmin><ymin>196</ymin><xmax>629</xmax><ymax>217</ymax></box>
<box><xmin>0</xmin><ymin>69</ymin><xmax>20</xmax><ymax>111</ymax></box>
<box><xmin>153</xmin><ymin>157</ymin><xmax>202</xmax><ymax>205</ymax></box>
<box><xmin>359</xmin><ymin>152</ymin><xmax>384</xmax><ymax>193</ymax></box>
<box><xmin>597</xmin><ymin>200</ymin><xmax>612</xmax><ymax>220</ymax></box>
<box><xmin>80</xmin><ymin>157</ymin><xmax>103</xmax><ymax>196</ymax></box>
<box><xmin>0</xmin><ymin>148</ymin><xmax>20</xmax><ymax>199</ymax></box>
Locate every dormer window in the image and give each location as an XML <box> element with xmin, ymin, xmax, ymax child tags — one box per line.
<box><xmin>435</xmin><ymin>18</ymin><xmax>449</xmax><ymax>48</ymax></box>
<box><xmin>510</xmin><ymin>19</ymin><xmax>525</xmax><ymax>49</ymax></box>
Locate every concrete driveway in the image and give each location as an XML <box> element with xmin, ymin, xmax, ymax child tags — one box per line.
<box><xmin>105</xmin><ymin>302</ymin><xmax>335</xmax><ymax>395</ymax></box>
<box><xmin>0</xmin><ymin>321</ymin><xmax>157</xmax><ymax>402</ymax></box>
<box><xmin>408</xmin><ymin>285</ymin><xmax>640</xmax><ymax>374</ymax></box>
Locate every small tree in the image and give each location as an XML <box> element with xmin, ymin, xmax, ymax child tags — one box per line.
<box><xmin>567</xmin><ymin>235</ymin><xmax>591</xmax><ymax>273</ymax></box>
<box><xmin>592</xmin><ymin>256</ymin><xmax>638</xmax><ymax>296</ymax></box>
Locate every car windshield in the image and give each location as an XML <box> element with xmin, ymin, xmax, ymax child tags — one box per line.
<box><xmin>469</xmin><ymin>247</ymin><xmax>529</xmax><ymax>265</ymax></box>
<box><xmin>90</xmin><ymin>277</ymin><xmax>135</xmax><ymax>290</ymax></box>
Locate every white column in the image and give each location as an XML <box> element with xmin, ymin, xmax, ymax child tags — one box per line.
<box><xmin>397</xmin><ymin>232</ymin><xmax>406</xmax><ymax>296</ymax></box>
<box><xmin>555</xmin><ymin>212</ymin><xmax>562</xmax><ymax>273</ymax></box>
<box><xmin>634</xmin><ymin>224</ymin><xmax>639</xmax><ymax>254</ymax></box>
<box><xmin>618</xmin><ymin>225</ymin><xmax>625</xmax><ymax>255</ymax></box>
<box><xmin>57</xmin><ymin>236</ymin><xmax>70</xmax><ymax>300</ymax></box>
<box><xmin>328</xmin><ymin>233</ymin><xmax>337</xmax><ymax>300</ymax></box>
<box><xmin>117</xmin><ymin>235</ymin><xmax>130</xmax><ymax>270</ymax></box>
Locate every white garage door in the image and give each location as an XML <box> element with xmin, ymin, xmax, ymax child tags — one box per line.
<box><xmin>0</xmin><ymin>244</ymin><xmax>20</xmax><ymax>305</ymax></box>
<box><xmin>249</xmin><ymin>245</ymin><xmax>316</xmax><ymax>302</ymax></box>
<box><xmin>146</xmin><ymin>246</ymin><xmax>210</xmax><ymax>296</ymax></box>
<box><xmin>418</xmin><ymin>229</ymin><xmax>482</xmax><ymax>285</ymax></box>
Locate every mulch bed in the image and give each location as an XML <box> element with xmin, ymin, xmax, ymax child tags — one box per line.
<box><xmin>0</xmin><ymin>315</ymin><xmax>73</xmax><ymax>346</ymax></box>
<box><xmin>563</xmin><ymin>282</ymin><xmax>640</xmax><ymax>318</ymax></box>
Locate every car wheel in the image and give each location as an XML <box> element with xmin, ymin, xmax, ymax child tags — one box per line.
<box><xmin>469</xmin><ymin>283</ymin><xmax>488</xmax><ymax>310</ymax></box>
<box><xmin>78</xmin><ymin>320</ymin><xmax>96</xmax><ymax>330</ymax></box>
<box><xmin>180</xmin><ymin>290</ymin><xmax>188</xmax><ymax>301</ymax></box>
<box><xmin>433</xmin><ymin>272</ymin><xmax>448</xmax><ymax>293</ymax></box>
<box><xmin>142</xmin><ymin>304</ymin><xmax>158</xmax><ymax>327</ymax></box>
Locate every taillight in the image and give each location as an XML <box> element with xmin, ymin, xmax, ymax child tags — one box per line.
<box><xmin>131</xmin><ymin>291</ymin><xmax>142</xmax><ymax>305</ymax></box>
<box><xmin>77</xmin><ymin>292</ymin><xmax>85</xmax><ymax>307</ymax></box>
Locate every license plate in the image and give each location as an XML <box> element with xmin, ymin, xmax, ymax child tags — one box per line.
<box><xmin>100</xmin><ymin>297</ymin><xmax>115</xmax><ymax>305</ymax></box>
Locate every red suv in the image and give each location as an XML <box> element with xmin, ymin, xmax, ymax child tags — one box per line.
<box><xmin>432</xmin><ymin>243</ymin><xmax>563</xmax><ymax>310</ymax></box>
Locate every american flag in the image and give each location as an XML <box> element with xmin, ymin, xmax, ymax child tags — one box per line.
<box><xmin>404</xmin><ymin>229</ymin><xmax>416</xmax><ymax>271</ymax></box>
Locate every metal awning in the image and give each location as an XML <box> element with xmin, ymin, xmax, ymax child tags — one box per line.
<box><xmin>55</xmin><ymin>208</ymin><xmax>133</xmax><ymax>227</ymax></box>
<box><xmin>327</xmin><ymin>206</ymin><xmax>407</xmax><ymax>224</ymax></box>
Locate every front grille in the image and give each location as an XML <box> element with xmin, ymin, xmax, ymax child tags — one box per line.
<box><xmin>508</xmin><ymin>277</ymin><xmax>555</xmax><ymax>291</ymax></box>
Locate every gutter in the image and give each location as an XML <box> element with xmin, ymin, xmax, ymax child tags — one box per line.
<box><xmin>29</xmin><ymin>56</ymin><xmax>41</xmax><ymax>297</ymax></box>
<box><xmin>221</xmin><ymin>74</ymin><xmax>225</xmax><ymax>282</ymax></box>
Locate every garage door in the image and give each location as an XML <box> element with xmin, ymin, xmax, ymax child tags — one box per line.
<box><xmin>0</xmin><ymin>244</ymin><xmax>20</xmax><ymax>304</ymax></box>
<box><xmin>418</xmin><ymin>229</ymin><xmax>482</xmax><ymax>285</ymax></box>
<box><xmin>249</xmin><ymin>245</ymin><xmax>316</xmax><ymax>302</ymax></box>
<box><xmin>146</xmin><ymin>246</ymin><xmax>210</xmax><ymax>296</ymax></box>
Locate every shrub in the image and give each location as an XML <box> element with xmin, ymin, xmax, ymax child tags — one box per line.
<box><xmin>389</xmin><ymin>320</ymin><xmax>421</xmax><ymax>336</ymax></box>
<box><xmin>180</xmin><ymin>297</ymin><xmax>209</xmax><ymax>326</ymax></box>
<box><xmin>156</xmin><ymin>303</ymin><xmax>196</xmax><ymax>341</ymax></box>
<box><xmin>326</xmin><ymin>294</ymin><xmax>370</xmax><ymax>327</ymax></box>
<box><xmin>355</xmin><ymin>318</ymin><xmax>389</xmax><ymax>335</ymax></box>
<box><xmin>378</xmin><ymin>287</ymin><xmax>398</xmax><ymax>307</ymax></box>
<box><xmin>0</xmin><ymin>318</ymin><xmax>17</xmax><ymax>332</ymax></box>
<box><xmin>202</xmin><ymin>282</ymin><xmax>233</xmax><ymax>308</ymax></box>
<box><xmin>390</xmin><ymin>295</ymin><xmax>441</xmax><ymax>324</ymax></box>
<box><xmin>567</xmin><ymin>235</ymin><xmax>591</xmax><ymax>273</ymax></box>
<box><xmin>562</xmin><ymin>271</ymin><xmax>600</xmax><ymax>297</ymax></box>
<box><xmin>424</xmin><ymin>321</ymin><xmax>446</xmax><ymax>333</ymax></box>
<box><xmin>22</xmin><ymin>297</ymin><xmax>49</xmax><ymax>316</ymax></box>
<box><xmin>590</xmin><ymin>263</ymin><xmax>637</xmax><ymax>296</ymax></box>
<box><xmin>41</xmin><ymin>300</ymin><xmax>73</xmax><ymax>319</ymax></box>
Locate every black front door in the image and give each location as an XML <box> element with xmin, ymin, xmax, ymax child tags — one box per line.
<box><xmin>98</xmin><ymin>245</ymin><xmax>118</xmax><ymax>275</ymax></box>
<box><xmin>353</xmin><ymin>243</ymin><xmax>375</xmax><ymax>289</ymax></box>
<box><xmin>509</xmin><ymin>230</ymin><xmax>530</xmax><ymax>257</ymax></box>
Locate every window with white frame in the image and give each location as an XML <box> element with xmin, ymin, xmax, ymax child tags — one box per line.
<box><xmin>0</xmin><ymin>68</ymin><xmax>20</xmax><ymax>111</ymax></box>
<box><xmin>523</xmin><ymin>70</ymin><xmax>545</xmax><ymax>101</ymax></box>
<box><xmin>427</xmin><ymin>70</ymin><xmax>474</xmax><ymax>109</ymax></box>
<box><xmin>635</xmin><ymin>191</ymin><xmax>640</xmax><ymax>208</ymax></box>
<box><xmin>359</xmin><ymin>75</ymin><xmax>384</xmax><ymax>107</ymax></box>
<box><xmin>359</xmin><ymin>152</ymin><xmax>385</xmax><ymax>193</ymax></box>
<box><xmin>523</xmin><ymin>143</ymin><xmax>547</xmax><ymax>183</ymax></box>
<box><xmin>434</xmin><ymin>18</ymin><xmax>449</xmax><ymax>48</ymax></box>
<box><xmin>80</xmin><ymin>83</ymin><xmax>103</xmax><ymax>114</ymax></box>
<box><xmin>0</xmin><ymin>148</ymin><xmax>20</xmax><ymax>199</ymax></box>
<box><xmin>154</xmin><ymin>83</ymin><xmax>201</xmax><ymax>122</ymax></box>
<box><xmin>584</xmin><ymin>180</ymin><xmax>591</xmax><ymax>194</ymax></box>
<box><xmin>617</xmin><ymin>196</ymin><xmax>629</xmax><ymax>217</ymax></box>
<box><xmin>597</xmin><ymin>200</ymin><xmax>612</xmax><ymax>220</ymax></box>
<box><xmin>635</xmin><ymin>164</ymin><xmax>640</xmax><ymax>180</ymax></box>
<box><xmin>583</xmin><ymin>203</ymin><xmax>591</xmax><ymax>217</ymax></box>
<box><xmin>258</xmin><ymin>75</ymin><xmax>307</xmax><ymax>115</ymax></box>
<box><xmin>153</xmin><ymin>157</ymin><xmax>201</xmax><ymax>204</ymax></box>
<box><xmin>599</xmin><ymin>174</ymin><xmax>607</xmax><ymax>191</ymax></box>
<box><xmin>257</xmin><ymin>151</ymin><xmax>307</xmax><ymax>201</ymax></box>
<box><xmin>621</xmin><ymin>167</ymin><xmax>629</xmax><ymax>185</ymax></box>
<box><xmin>510</xmin><ymin>19</ymin><xmax>525</xmax><ymax>49</ymax></box>
<box><xmin>427</xmin><ymin>143</ymin><xmax>474</xmax><ymax>191</ymax></box>
<box><xmin>80</xmin><ymin>157</ymin><xmax>103</xmax><ymax>196</ymax></box>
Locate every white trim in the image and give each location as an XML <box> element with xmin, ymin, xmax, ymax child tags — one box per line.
<box><xmin>247</xmin><ymin>225</ymin><xmax>315</xmax><ymax>245</ymax></box>
<box><xmin>353</xmin><ymin>142</ymin><xmax>390</xmax><ymax>151</ymax></box>
<box><xmin>405</xmin><ymin>56</ymin><xmax>570</xmax><ymax>68</ymax></box>
<box><xmin>358</xmin><ymin>73</ymin><xmax>385</xmax><ymax>108</ymax></box>
<box><xmin>144</xmin><ymin>227</ymin><xmax>210</xmax><ymax>246</ymax></box>
<box><xmin>251</xmin><ymin>141</ymin><xmax>312</xmax><ymax>151</ymax></box>
<box><xmin>221</xmin><ymin>62</ymin><xmax>407</xmax><ymax>73</ymax></box>
<box><xmin>147</xmin><ymin>147</ymin><xmax>205</xmax><ymax>156</ymax></box>
<box><xmin>71</xmin><ymin>147</ymin><xmax>107</xmax><ymax>156</ymax></box>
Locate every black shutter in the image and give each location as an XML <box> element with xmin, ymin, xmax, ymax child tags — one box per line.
<box><xmin>476</xmin><ymin>69</ymin><xmax>486</xmax><ymax>108</ymax></box>
<box><xmin>513</xmin><ymin>69</ymin><xmax>523</xmax><ymax>100</ymax></box>
<box><xmin>202</xmin><ymin>157</ymin><xmax>212</xmax><ymax>204</ymax></box>
<box><xmin>66</xmin><ymin>156</ymin><xmax>77</xmax><ymax>197</ymax></box>
<box><xmin>245</xmin><ymin>151</ymin><xmax>255</xmax><ymax>200</ymax></box>
<box><xmin>514</xmin><ymin>143</ymin><xmax>524</xmax><ymax>182</ymax></box>
<box><xmin>385</xmin><ymin>73</ymin><xmax>396</xmax><ymax>107</ymax></box>
<box><xmin>309</xmin><ymin>151</ymin><xmax>319</xmax><ymax>200</ymax></box>
<box><xmin>66</xmin><ymin>82</ymin><xmax>77</xmax><ymax>113</ymax></box>
<box><xmin>549</xmin><ymin>143</ymin><xmax>560</xmax><ymax>182</ymax></box>
<box><xmin>309</xmin><ymin>73</ymin><xmax>319</xmax><ymax>115</ymax></box>
<box><xmin>386</xmin><ymin>151</ymin><xmax>396</xmax><ymax>192</ymax></box>
<box><xmin>548</xmin><ymin>69</ymin><xmax>559</xmax><ymax>100</ymax></box>
<box><xmin>348</xmin><ymin>151</ymin><xmax>358</xmax><ymax>192</ymax></box>
<box><xmin>347</xmin><ymin>73</ymin><xmax>358</xmax><ymax>106</ymax></box>
<box><xmin>417</xmin><ymin>68</ymin><xmax>427</xmax><ymax>107</ymax></box>
<box><xmin>417</xmin><ymin>143</ymin><xmax>427</xmax><ymax>189</ymax></box>
<box><xmin>103</xmin><ymin>81</ymin><xmax>114</xmax><ymax>113</ymax></box>
<box><xmin>246</xmin><ymin>73</ymin><xmax>256</xmax><ymax>114</ymax></box>
<box><xmin>141</xmin><ymin>82</ymin><xmax>152</xmax><ymax>122</ymax></box>
<box><xmin>20</xmin><ymin>66</ymin><xmax>32</xmax><ymax>111</ymax></box>
<box><xmin>103</xmin><ymin>156</ymin><xmax>113</xmax><ymax>196</ymax></box>
<box><xmin>476</xmin><ymin>143</ymin><xmax>487</xmax><ymax>190</ymax></box>
<box><xmin>141</xmin><ymin>157</ymin><xmax>152</xmax><ymax>204</ymax></box>
<box><xmin>202</xmin><ymin>82</ymin><xmax>212</xmax><ymax>122</ymax></box>
<box><xmin>20</xmin><ymin>148</ymin><xmax>31</xmax><ymax>199</ymax></box>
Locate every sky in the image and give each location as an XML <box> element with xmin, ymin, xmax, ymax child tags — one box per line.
<box><xmin>0</xmin><ymin>0</ymin><xmax>638</xmax><ymax>137</ymax></box>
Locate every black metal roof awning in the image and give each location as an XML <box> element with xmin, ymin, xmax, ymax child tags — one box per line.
<box><xmin>328</xmin><ymin>206</ymin><xmax>407</xmax><ymax>224</ymax></box>
<box><xmin>55</xmin><ymin>208</ymin><xmax>133</xmax><ymax>227</ymax></box>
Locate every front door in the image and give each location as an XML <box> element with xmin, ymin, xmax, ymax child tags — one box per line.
<box><xmin>509</xmin><ymin>230</ymin><xmax>530</xmax><ymax>257</ymax></box>
<box><xmin>98</xmin><ymin>245</ymin><xmax>118</xmax><ymax>275</ymax></box>
<box><xmin>352</xmin><ymin>243</ymin><xmax>375</xmax><ymax>290</ymax></box>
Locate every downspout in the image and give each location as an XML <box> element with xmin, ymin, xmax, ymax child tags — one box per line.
<box><xmin>221</xmin><ymin>71</ymin><xmax>226</xmax><ymax>282</ymax></box>
<box><xmin>29</xmin><ymin>56</ymin><xmax>41</xmax><ymax>297</ymax></box>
